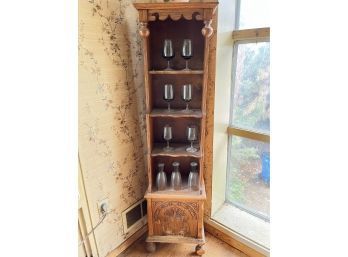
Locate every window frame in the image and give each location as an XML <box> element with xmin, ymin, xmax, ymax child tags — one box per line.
<box><xmin>210</xmin><ymin>1</ymin><xmax>271</xmax><ymax>255</ymax></box>
<box><xmin>226</xmin><ymin>34</ymin><xmax>270</xmax><ymax>220</ymax></box>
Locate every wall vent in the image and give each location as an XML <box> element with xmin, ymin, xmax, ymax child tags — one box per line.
<box><xmin>122</xmin><ymin>199</ymin><xmax>147</xmax><ymax>235</ymax></box>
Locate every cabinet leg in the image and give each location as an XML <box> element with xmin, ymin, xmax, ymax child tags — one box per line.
<box><xmin>195</xmin><ymin>244</ymin><xmax>205</xmax><ymax>256</ymax></box>
<box><xmin>146</xmin><ymin>242</ymin><xmax>156</xmax><ymax>253</ymax></box>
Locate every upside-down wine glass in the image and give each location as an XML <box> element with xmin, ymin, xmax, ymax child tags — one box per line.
<box><xmin>156</xmin><ymin>163</ymin><xmax>167</xmax><ymax>191</ymax></box>
<box><xmin>163</xmin><ymin>84</ymin><xmax>174</xmax><ymax>111</ymax></box>
<box><xmin>171</xmin><ymin>162</ymin><xmax>182</xmax><ymax>190</ymax></box>
<box><xmin>163</xmin><ymin>125</ymin><xmax>173</xmax><ymax>151</ymax></box>
<box><xmin>181</xmin><ymin>39</ymin><xmax>193</xmax><ymax>70</ymax></box>
<box><xmin>188</xmin><ymin>162</ymin><xmax>199</xmax><ymax>191</ymax></box>
<box><xmin>163</xmin><ymin>39</ymin><xmax>174</xmax><ymax>70</ymax></box>
<box><xmin>186</xmin><ymin>125</ymin><xmax>198</xmax><ymax>153</ymax></box>
<box><xmin>181</xmin><ymin>84</ymin><xmax>192</xmax><ymax>112</ymax></box>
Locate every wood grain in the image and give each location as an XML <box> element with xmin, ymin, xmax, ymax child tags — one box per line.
<box><xmin>227</xmin><ymin>126</ymin><xmax>270</xmax><ymax>143</ymax></box>
<box><xmin>145</xmin><ymin>184</ymin><xmax>206</xmax><ymax>200</ymax></box>
<box><xmin>232</xmin><ymin>27</ymin><xmax>270</xmax><ymax>42</ymax></box>
<box><xmin>202</xmin><ymin>8</ymin><xmax>217</xmax><ymax>220</ymax></box>
<box><xmin>134</xmin><ymin>0</ymin><xmax>218</xmax><ymax>250</ymax></box>
<box><xmin>118</xmin><ymin>231</ymin><xmax>248</xmax><ymax>257</ymax></box>
<box><xmin>150</xmin><ymin>108</ymin><xmax>203</xmax><ymax>118</ymax></box>
<box><xmin>151</xmin><ymin>143</ymin><xmax>202</xmax><ymax>157</ymax></box>
<box><xmin>152</xmin><ymin>200</ymin><xmax>199</xmax><ymax>237</ymax></box>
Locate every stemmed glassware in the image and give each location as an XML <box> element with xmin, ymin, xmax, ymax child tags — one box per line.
<box><xmin>163</xmin><ymin>125</ymin><xmax>173</xmax><ymax>151</ymax></box>
<box><xmin>163</xmin><ymin>84</ymin><xmax>174</xmax><ymax>111</ymax></box>
<box><xmin>181</xmin><ymin>84</ymin><xmax>192</xmax><ymax>112</ymax></box>
<box><xmin>181</xmin><ymin>39</ymin><xmax>193</xmax><ymax>70</ymax></box>
<box><xmin>188</xmin><ymin>162</ymin><xmax>199</xmax><ymax>191</ymax></box>
<box><xmin>186</xmin><ymin>125</ymin><xmax>198</xmax><ymax>152</ymax></box>
<box><xmin>163</xmin><ymin>39</ymin><xmax>174</xmax><ymax>70</ymax></box>
<box><xmin>156</xmin><ymin>163</ymin><xmax>167</xmax><ymax>191</ymax></box>
<box><xmin>171</xmin><ymin>162</ymin><xmax>182</xmax><ymax>190</ymax></box>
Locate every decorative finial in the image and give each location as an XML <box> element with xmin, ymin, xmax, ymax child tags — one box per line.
<box><xmin>139</xmin><ymin>22</ymin><xmax>150</xmax><ymax>37</ymax></box>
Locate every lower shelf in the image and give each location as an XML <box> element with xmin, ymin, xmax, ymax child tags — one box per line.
<box><xmin>146</xmin><ymin>227</ymin><xmax>205</xmax><ymax>244</ymax></box>
<box><xmin>145</xmin><ymin>182</ymin><xmax>206</xmax><ymax>200</ymax></box>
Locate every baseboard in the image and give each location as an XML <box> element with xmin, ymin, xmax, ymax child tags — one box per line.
<box><xmin>105</xmin><ymin>225</ymin><xmax>148</xmax><ymax>257</ymax></box>
<box><xmin>204</xmin><ymin>220</ymin><xmax>268</xmax><ymax>257</ymax></box>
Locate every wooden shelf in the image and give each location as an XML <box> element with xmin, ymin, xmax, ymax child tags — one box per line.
<box><xmin>149</xmin><ymin>70</ymin><xmax>204</xmax><ymax>75</ymax></box>
<box><xmin>145</xmin><ymin>182</ymin><xmax>206</xmax><ymax>200</ymax></box>
<box><xmin>151</xmin><ymin>143</ymin><xmax>201</xmax><ymax>158</ymax></box>
<box><xmin>149</xmin><ymin>109</ymin><xmax>203</xmax><ymax>118</ymax></box>
<box><xmin>134</xmin><ymin>1</ymin><xmax>218</xmax><ymax>248</ymax></box>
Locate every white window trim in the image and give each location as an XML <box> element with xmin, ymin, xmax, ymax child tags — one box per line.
<box><xmin>211</xmin><ymin>0</ymin><xmax>270</xmax><ymax>254</ymax></box>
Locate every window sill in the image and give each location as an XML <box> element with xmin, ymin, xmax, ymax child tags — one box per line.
<box><xmin>212</xmin><ymin>203</ymin><xmax>270</xmax><ymax>249</ymax></box>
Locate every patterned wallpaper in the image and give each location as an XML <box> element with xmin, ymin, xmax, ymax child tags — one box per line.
<box><xmin>78</xmin><ymin>0</ymin><xmax>147</xmax><ymax>256</ymax></box>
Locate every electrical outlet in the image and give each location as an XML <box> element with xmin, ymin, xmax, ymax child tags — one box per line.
<box><xmin>97</xmin><ymin>198</ymin><xmax>109</xmax><ymax>217</ymax></box>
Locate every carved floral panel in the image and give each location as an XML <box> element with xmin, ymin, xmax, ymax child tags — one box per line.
<box><xmin>152</xmin><ymin>200</ymin><xmax>199</xmax><ymax>237</ymax></box>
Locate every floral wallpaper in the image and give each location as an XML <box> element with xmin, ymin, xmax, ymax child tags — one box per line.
<box><xmin>78</xmin><ymin>0</ymin><xmax>147</xmax><ymax>256</ymax></box>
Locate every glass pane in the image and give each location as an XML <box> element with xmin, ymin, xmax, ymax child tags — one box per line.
<box><xmin>238</xmin><ymin>0</ymin><xmax>270</xmax><ymax>29</ymax></box>
<box><xmin>226</xmin><ymin>135</ymin><xmax>270</xmax><ymax>219</ymax></box>
<box><xmin>231</xmin><ymin>42</ymin><xmax>270</xmax><ymax>134</ymax></box>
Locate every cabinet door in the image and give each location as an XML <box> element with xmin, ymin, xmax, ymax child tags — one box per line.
<box><xmin>152</xmin><ymin>200</ymin><xmax>199</xmax><ymax>237</ymax></box>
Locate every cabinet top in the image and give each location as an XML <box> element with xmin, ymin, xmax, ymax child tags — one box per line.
<box><xmin>133</xmin><ymin>0</ymin><xmax>218</xmax><ymax>10</ymax></box>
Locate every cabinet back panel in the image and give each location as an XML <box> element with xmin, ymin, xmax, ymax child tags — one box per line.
<box><xmin>152</xmin><ymin>117</ymin><xmax>201</xmax><ymax>144</ymax></box>
<box><xmin>151</xmin><ymin>74</ymin><xmax>202</xmax><ymax>110</ymax></box>
<box><xmin>151</xmin><ymin>156</ymin><xmax>200</xmax><ymax>187</ymax></box>
<box><xmin>149</xmin><ymin>18</ymin><xmax>205</xmax><ymax>70</ymax></box>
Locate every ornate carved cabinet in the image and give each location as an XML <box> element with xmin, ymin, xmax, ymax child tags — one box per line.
<box><xmin>133</xmin><ymin>0</ymin><xmax>218</xmax><ymax>255</ymax></box>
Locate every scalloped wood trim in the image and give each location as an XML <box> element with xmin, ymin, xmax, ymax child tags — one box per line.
<box><xmin>148</xmin><ymin>10</ymin><xmax>203</xmax><ymax>21</ymax></box>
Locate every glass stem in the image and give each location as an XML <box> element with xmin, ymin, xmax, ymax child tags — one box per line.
<box><xmin>185</xmin><ymin>60</ymin><xmax>189</xmax><ymax>70</ymax></box>
<box><xmin>167</xmin><ymin>141</ymin><xmax>170</xmax><ymax>149</ymax></box>
<box><xmin>167</xmin><ymin>60</ymin><xmax>170</xmax><ymax>69</ymax></box>
<box><xmin>186</xmin><ymin>103</ymin><xmax>189</xmax><ymax>110</ymax></box>
<box><xmin>191</xmin><ymin>141</ymin><xmax>193</xmax><ymax>149</ymax></box>
<box><xmin>167</xmin><ymin>103</ymin><xmax>170</xmax><ymax>111</ymax></box>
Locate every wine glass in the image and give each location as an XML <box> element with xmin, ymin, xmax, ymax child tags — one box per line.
<box><xmin>181</xmin><ymin>39</ymin><xmax>192</xmax><ymax>70</ymax></box>
<box><xmin>186</xmin><ymin>125</ymin><xmax>198</xmax><ymax>152</ymax></box>
<box><xmin>163</xmin><ymin>125</ymin><xmax>173</xmax><ymax>151</ymax></box>
<box><xmin>171</xmin><ymin>162</ymin><xmax>182</xmax><ymax>190</ymax></box>
<box><xmin>188</xmin><ymin>162</ymin><xmax>199</xmax><ymax>191</ymax></box>
<box><xmin>156</xmin><ymin>163</ymin><xmax>167</xmax><ymax>191</ymax></box>
<box><xmin>163</xmin><ymin>84</ymin><xmax>174</xmax><ymax>111</ymax></box>
<box><xmin>163</xmin><ymin>39</ymin><xmax>174</xmax><ymax>70</ymax></box>
<box><xmin>181</xmin><ymin>84</ymin><xmax>192</xmax><ymax>112</ymax></box>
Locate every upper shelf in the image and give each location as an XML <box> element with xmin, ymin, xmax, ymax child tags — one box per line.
<box><xmin>149</xmin><ymin>70</ymin><xmax>204</xmax><ymax>75</ymax></box>
<box><xmin>150</xmin><ymin>108</ymin><xmax>203</xmax><ymax>118</ymax></box>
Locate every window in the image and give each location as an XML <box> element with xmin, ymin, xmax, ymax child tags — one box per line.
<box><xmin>212</xmin><ymin>0</ymin><xmax>270</xmax><ymax>251</ymax></box>
<box><xmin>237</xmin><ymin>0</ymin><xmax>270</xmax><ymax>29</ymax></box>
<box><xmin>228</xmin><ymin>39</ymin><xmax>270</xmax><ymax>219</ymax></box>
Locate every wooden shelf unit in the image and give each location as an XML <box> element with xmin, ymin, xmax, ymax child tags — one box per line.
<box><xmin>134</xmin><ymin>1</ymin><xmax>218</xmax><ymax>255</ymax></box>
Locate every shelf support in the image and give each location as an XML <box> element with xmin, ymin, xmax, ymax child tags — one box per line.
<box><xmin>138</xmin><ymin>10</ymin><xmax>153</xmax><ymax>194</ymax></box>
